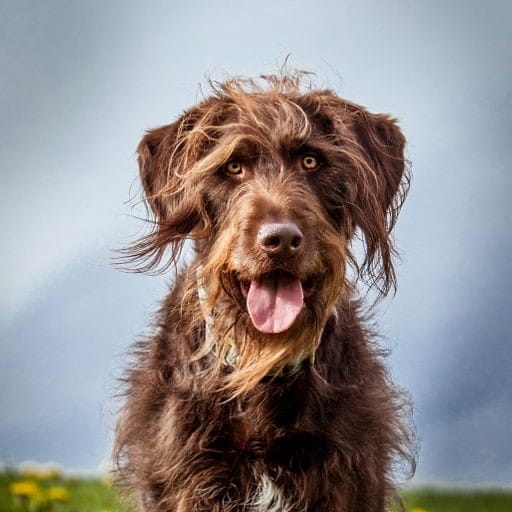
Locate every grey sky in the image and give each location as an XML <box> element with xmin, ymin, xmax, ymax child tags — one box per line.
<box><xmin>1</xmin><ymin>0</ymin><xmax>511</xmax><ymax>486</ymax></box>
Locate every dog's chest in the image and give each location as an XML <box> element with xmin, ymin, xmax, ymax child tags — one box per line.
<box><xmin>230</xmin><ymin>420</ymin><xmax>293</xmax><ymax>510</ymax></box>
<box><xmin>252</xmin><ymin>474</ymin><xmax>292</xmax><ymax>512</ymax></box>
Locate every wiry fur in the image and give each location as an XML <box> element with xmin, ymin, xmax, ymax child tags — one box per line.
<box><xmin>114</xmin><ymin>72</ymin><xmax>414</xmax><ymax>511</ymax></box>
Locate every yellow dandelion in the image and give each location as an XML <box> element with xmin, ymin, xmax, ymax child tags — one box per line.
<box><xmin>47</xmin><ymin>486</ymin><xmax>70</xmax><ymax>502</ymax></box>
<box><xmin>10</xmin><ymin>480</ymin><xmax>41</xmax><ymax>498</ymax></box>
<box><xmin>410</xmin><ymin>508</ymin><xmax>429</xmax><ymax>512</ymax></box>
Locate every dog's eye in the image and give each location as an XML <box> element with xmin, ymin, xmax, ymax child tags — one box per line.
<box><xmin>301</xmin><ymin>154</ymin><xmax>319</xmax><ymax>171</ymax></box>
<box><xmin>225</xmin><ymin>161</ymin><xmax>243</xmax><ymax>175</ymax></box>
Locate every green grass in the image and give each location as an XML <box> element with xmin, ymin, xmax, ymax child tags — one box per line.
<box><xmin>401</xmin><ymin>488</ymin><xmax>512</xmax><ymax>512</ymax></box>
<box><xmin>0</xmin><ymin>470</ymin><xmax>134</xmax><ymax>512</ymax></box>
<box><xmin>1</xmin><ymin>471</ymin><xmax>511</xmax><ymax>511</ymax></box>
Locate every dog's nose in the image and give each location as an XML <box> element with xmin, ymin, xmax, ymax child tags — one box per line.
<box><xmin>257</xmin><ymin>222</ymin><xmax>304</xmax><ymax>257</ymax></box>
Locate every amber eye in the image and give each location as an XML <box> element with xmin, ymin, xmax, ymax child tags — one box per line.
<box><xmin>302</xmin><ymin>154</ymin><xmax>319</xmax><ymax>170</ymax></box>
<box><xmin>225</xmin><ymin>161</ymin><xmax>243</xmax><ymax>174</ymax></box>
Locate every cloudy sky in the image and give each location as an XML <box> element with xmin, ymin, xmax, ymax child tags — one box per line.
<box><xmin>1</xmin><ymin>0</ymin><xmax>511</xmax><ymax>486</ymax></box>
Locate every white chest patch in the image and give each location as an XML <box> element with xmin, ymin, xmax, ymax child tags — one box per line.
<box><xmin>252</xmin><ymin>474</ymin><xmax>294</xmax><ymax>512</ymax></box>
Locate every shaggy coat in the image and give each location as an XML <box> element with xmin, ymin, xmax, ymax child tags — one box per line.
<box><xmin>114</xmin><ymin>74</ymin><xmax>414</xmax><ymax>511</ymax></box>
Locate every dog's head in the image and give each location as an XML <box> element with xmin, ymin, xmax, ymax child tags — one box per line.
<box><xmin>128</xmin><ymin>75</ymin><xmax>408</xmax><ymax>394</ymax></box>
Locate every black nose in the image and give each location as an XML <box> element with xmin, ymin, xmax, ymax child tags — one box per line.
<box><xmin>257</xmin><ymin>222</ymin><xmax>304</xmax><ymax>257</ymax></box>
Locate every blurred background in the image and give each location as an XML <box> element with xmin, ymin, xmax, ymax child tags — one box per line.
<box><xmin>1</xmin><ymin>0</ymin><xmax>510</xmax><ymax>488</ymax></box>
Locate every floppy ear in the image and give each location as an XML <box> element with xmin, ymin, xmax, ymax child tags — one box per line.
<box><xmin>137</xmin><ymin>117</ymin><xmax>201</xmax><ymax>232</ymax></box>
<box><xmin>123</xmin><ymin>103</ymin><xmax>217</xmax><ymax>272</ymax></box>
<box><xmin>349</xmin><ymin>108</ymin><xmax>407</xmax><ymax>216</ymax></box>
<box><xmin>344</xmin><ymin>103</ymin><xmax>409</xmax><ymax>295</ymax></box>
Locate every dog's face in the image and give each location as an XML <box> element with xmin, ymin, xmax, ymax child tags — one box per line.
<box><xmin>130</xmin><ymin>77</ymin><xmax>408</xmax><ymax>393</ymax></box>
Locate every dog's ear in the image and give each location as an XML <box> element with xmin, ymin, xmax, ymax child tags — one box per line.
<box><xmin>138</xmin><ymin>122</ymin><xmax>180</xmax><ymax>220</ymax></box>
<box><xmin>347</xmin><ymin>105</ymin><xmax>409</xmax><ymax>295</ymax></box>
<box><xmin>349</xmin><ymin>109</ymin><xmax>406</xmax><ymax>214</ymax></box>
<box><xmin>137</xmin><ymin>109</ymin><xmax>203</xmax><ymax>225</ymax></box>
<box><xmin>316</xmin><ymin>95</ymin><xmax>409</xmax><ymax>296</ymax></box>
<box><xmin>124</xmin><ymin>101</ymin><xmax>220</xmax><ymax>272</ymax></box>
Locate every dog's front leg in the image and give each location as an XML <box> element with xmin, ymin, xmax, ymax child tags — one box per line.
<box><xmin>137</xmin><ymin>485</ymin><xmax>243</xmax><ymax>512</ymax></box>
<box><xmin>157</xmin><ymin>452</ymin><xmax>250</xmax><ymax>512</ymax></box>
<box><xmin>316</xmin><ymin>470</ymin><xmax>389</xmax><ymax>512</ymax></box>
<box><xmin>266</xmin><ymin>435</ymin><xmax>389</xmax><ymax>512</ymax></box>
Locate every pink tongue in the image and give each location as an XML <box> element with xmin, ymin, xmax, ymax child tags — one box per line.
<box><xmin>247</xmin><ymin>274</ymin><xmax>304</xmax><ymax>333</ymax></box>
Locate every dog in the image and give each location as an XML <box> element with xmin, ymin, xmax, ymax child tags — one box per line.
<box><xmin>114</xmin><ymin>73</ymin><xmax>414</xmax><ymax>511</ymax></box>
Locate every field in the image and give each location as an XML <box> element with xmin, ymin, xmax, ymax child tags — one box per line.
<box><xmin>1</xmin><ymin>471</ymin><xmax>511</xmax><ymax>511</ymax></box>
<box><xmin>400</xmin><ymin>488</ymin><xmax>512</xmax><ymax>512</ymax></box>
<box><xmin>0</xmin><ymin>470</ymin><xmax>133</xmax><ymax>512</ymax></box>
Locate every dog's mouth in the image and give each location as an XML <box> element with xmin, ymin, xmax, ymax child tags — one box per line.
<box><xmin>236</xmin><ymin>270</ymin><xmax>315</xmax><ymax>334</ymax></box>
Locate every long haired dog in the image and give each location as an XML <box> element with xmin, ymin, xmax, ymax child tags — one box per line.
<box><xmin>115</xmin><ymin>73</ymin><xmax>414</xmax><ymax>511</ymax></box>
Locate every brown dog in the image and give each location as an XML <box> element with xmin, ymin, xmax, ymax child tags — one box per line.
<box><xmin>114</xmin><ymin>73</ymin><xmax>414</xmax><ymax>511</ymax></box>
